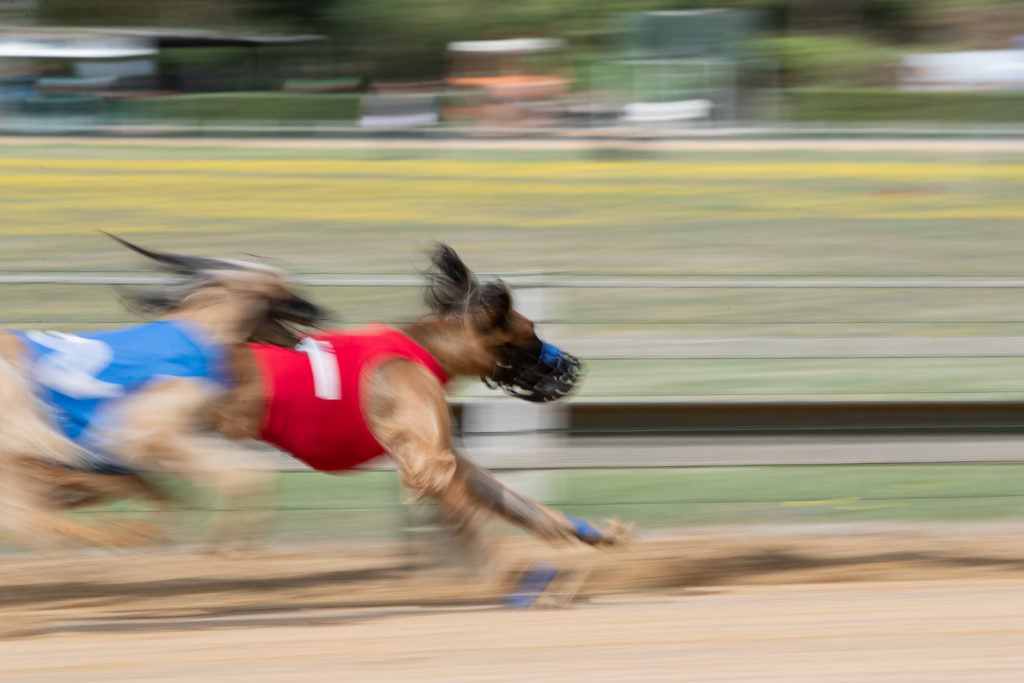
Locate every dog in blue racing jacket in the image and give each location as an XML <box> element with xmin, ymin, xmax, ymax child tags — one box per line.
<box><xmin>0</xmin><ymin>236</ymin><xmax>324</xmax><ymax>551</ymax></box>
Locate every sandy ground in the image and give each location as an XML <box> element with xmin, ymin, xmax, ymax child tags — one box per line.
<box><xmin>3</xmin><ymin>524</ymin><xmax>1024</xmax><ymax>681</ymax></box>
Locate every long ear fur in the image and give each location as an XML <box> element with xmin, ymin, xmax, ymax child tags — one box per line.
<box><xmin>475</xmin><ymin>280</ymin><xmax>512</xmax><ymax>330</ymax></box>
<box><xmin>425</xmin><ymin>243</ymin><xmax>478</xmax><ymax>315</ymax></box>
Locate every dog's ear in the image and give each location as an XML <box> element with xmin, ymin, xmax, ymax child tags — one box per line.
<box><xmin>425</xmin><ymin>243</ymin><xmax>478</xmax><ymax>315</ymax></box>
<box><xmin>473</xmin><ymin>280</ymin><xmax>512</xmax><ymax>331</ymax></box>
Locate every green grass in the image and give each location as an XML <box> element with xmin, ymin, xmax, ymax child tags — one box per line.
<box><xmin>276</xmin><ymin>464</ymin><xmax>1024</xmax><ymax>529</ymax></box>
<box><xmin>114</xmin><ymin>92</ymin><xmax>362</xmax><ymax>123</ymax></box>
<box><xmin>3</xmin><ymin>463</ymin><xmax>1015</xmax><ymax>554</ymax></box>
<box><xmin>785</xmin><ymin>88</ymin><xmax>1024</xmax><ymax>124</ymax></box>
<box><xmin>55</xmin><ymin>85</ymin><xmax>1024</xmax><ymax>126</ymax></box>
<box><xmin>554</xmin><ymin>464</ymin><xmax>1024</xmax><ymax>526</ymax></box>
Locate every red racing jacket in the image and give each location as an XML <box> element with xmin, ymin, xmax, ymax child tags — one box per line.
<box><xmin>249</xmin><ymin>325</ymin><xmax>448</xmax><ymax>472</ymax></box>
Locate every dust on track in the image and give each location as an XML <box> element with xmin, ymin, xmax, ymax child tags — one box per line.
<box><xmin>5</xmin><ymin>524</ymin><xmax>1024</xmax><ymax>620</ymax></box>
<box><xmin>3</xmin><ymin>525</ymin><xmax>1024</xmax><ymax>681</ymax></box>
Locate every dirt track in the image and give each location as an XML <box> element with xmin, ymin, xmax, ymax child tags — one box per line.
<box><xmin>3</xmin><ymin>526</ymin><xmax>1024</xmax><ymax>681</ymax></box>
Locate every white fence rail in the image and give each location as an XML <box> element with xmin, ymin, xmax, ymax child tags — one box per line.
<box><xmin>9</xmin><ymin>274</ymin><xmax>1024</xmax><ymax>287</ymax></box>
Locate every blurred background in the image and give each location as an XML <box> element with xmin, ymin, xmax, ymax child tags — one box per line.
<box><xmin>2</xmin><ymin>0</ymin><xmax>1024</xmax><ymax>133</ymax></box>
<box><xmin>2</xmin><ymin>0</ymin><xmax>1024</xmax><ymax>550</ymax></box>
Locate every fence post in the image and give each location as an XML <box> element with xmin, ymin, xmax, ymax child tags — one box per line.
<box><xmin>461</xmin><ymin>275</ymin><xmax>568</xmax><ymax>503</ymax></box>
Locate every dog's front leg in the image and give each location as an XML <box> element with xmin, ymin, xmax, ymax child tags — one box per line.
<box><xmin>447</xmin><ymin>453</ymin><xmax>628</xmax><ymax>547</ymax></box>
<box><xmin>367</xmin><ymin>360</ymin><xmax>627</xmax><ymax>548</ymax></box>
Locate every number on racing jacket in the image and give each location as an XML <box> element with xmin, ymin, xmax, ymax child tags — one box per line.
<box><xmin>296</xmin><ymin>337</ymin><xmax>341</xmax><ymax>400</ymax></box>
<box><xmin>27</xmin><ymin>331</ymin><xmax>124</xmax><ymax>400</ymax></box>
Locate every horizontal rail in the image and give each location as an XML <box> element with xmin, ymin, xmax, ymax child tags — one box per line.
<box><xmin>278</xmin><ymin>400</ymin><xmax>1024</xmax><ymax>470</ymax></box>
<box><xmin>565</xmin><ymin>337</ymin><xmax>1024</xmax><ymax>359</ymax></box>
<box><xmin>548</xmin><ymin>401</ymin><xmax>1024</xmax><ymax>436</ymax></box>
<box><xmin>55</xmin><ymin>401</ymin><xmax>1024</xmax><ymax>471</ymax></box>
<box><xmin>8</xmin><ymin>274</ymin><xmax>1024</xmax><ymax>289</ymax></box>
<box><xmin>252</xmin><ymin>435</ymin><xmax>1024</xmax><ymax>470</ymax></box>
<box><xmin>462</xmin><ymin>437</ymin><xmax>1024</xmax><ymax>469</ymax></box>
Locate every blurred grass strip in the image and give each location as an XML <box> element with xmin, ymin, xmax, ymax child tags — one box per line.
<box><xmin>3</xmin><ymin>156</ymin><xmax>1024</xmax><ymax>239</ymax></box>
<box><xmin>9</xmin><ymin>463</ymin><xmax>1016</xmax><ymax>551</ymax></box>
<box><xmin>786</xmin><ymin>88</ymin><xmax>1024</xmax><ymax>124</ymax></box>
<box><xmin>5</xmin><ymin>157</ymin><xmax>1024</xmax><ymax>180</ymax></box>
<box><xmin>103</xmin><ymin>89</ymin><xmax>1024</xmax><ymax>125</ymax></box>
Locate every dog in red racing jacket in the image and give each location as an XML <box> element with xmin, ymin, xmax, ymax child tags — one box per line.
<box><xmin>212</xmin><ymin>245</ymin><xmax>629</xmax><ymax>554</ymax></box>
<box><xmin>34</xmin><ymin>245</ymin><xmax>629</xmax><ymax>573</ymax></box>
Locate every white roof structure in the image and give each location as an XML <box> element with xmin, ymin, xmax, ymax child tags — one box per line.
<box><xmin>902</xmin><ymin>50</ymin><xmax>1024</xmax><ymax>90</ymax></box>
<box><xmin>0</xmin><ymin>27</ymin><xmax>325</xmax><ymax>59</ymax></box>
<box><xmin>0</xmin><ymin>31</ymin><xmax>156</xmax><ymax>59</ymax></box>
<box><xmin>447</xmin><ymin>38</ymin><xmax>566</xmax><ymax>55</ymax></box>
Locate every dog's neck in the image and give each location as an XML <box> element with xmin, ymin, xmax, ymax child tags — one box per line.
<box><xmin>165</xmin><ymin>298</ymin><xmax>261</xmax><ymax>347</ymax></box>
<box><xmin>399</xmin><ymin>320</ymin><xmax>494</xmax><ymax>381</ymax></box>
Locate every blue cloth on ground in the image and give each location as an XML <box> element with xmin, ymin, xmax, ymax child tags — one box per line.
<box><xmin>14</xmin><ymin>320</ymin><xmax>228</xmax><ymax>469</ymax></box>
<box><xmin>504</xmin><ymin>563</ymin><xmax>560</xmax><ymax>609</ymax></box>
<box><xmin>566</xmin><ymin>515</ymin><xmax>604</xmax><ymax>543</ymax></box>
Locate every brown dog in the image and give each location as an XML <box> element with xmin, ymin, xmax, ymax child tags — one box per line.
<box><xmin>20</xmin><ymin>244</ymin><xmax>628</xmax><ymax>562</ymax></box>
<box><xmin>0</xmin><ymin>236</ymin><xmax>324</xmax><ymax>551</ymax></box>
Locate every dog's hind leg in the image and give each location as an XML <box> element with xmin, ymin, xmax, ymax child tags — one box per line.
<box><xmin>149</xmin><ymin>433</ymin><xmax>273</xmax><ymax>549</ymax></box>
<box><xmin>0</xmin><ymin>335</ymin><xmax>84</xmax><ymax>470</ymax></box>
<box><xmin>12</xmin><ymin>458</ymin><xmax>169</xmax><ymax>510</ymax></box>
<box><xmin>114</xmin><ymin>378</ymin><xmax>274</xmax><ymax>548</ymax></box>
<box><xmin>0</xmin><ymin>335</ymin><xmax>160</xmax><ymax>549</ymax></box>
<box><xmin>0</xmin><ymin>456</ymin><xmax>161</xmax><ymax>550</ymax></box>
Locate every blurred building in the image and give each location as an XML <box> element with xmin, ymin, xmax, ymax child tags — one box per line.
<box><xmin>606</xmin><ymin>9</ymin><xmax>759</xmax><ymax>125</ymax></box>
<box><xmin>902</xmin><ymin>44</ymin><xmax>1024</xmax><ymax>91</ymax></box>
<box><xmin>0</xmin><ymin>26</ymin><xmax>324</xmax><ymax>130</ymax></box>
<box><xmin>443</xmin><ymin>38</ymin><xmax>571</xmax><ymax>127</ymax></box>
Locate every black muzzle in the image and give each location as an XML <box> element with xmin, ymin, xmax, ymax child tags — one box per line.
<box><xmin>486</xmin><ymin>341</ymin><xmax>582</xmax><ymax>403</ymax></box>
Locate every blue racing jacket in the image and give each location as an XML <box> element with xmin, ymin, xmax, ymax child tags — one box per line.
<box><xmin>14</xmin><ymin>320</ymin><xmax>229</xmax><ymax>469</ymax></box>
